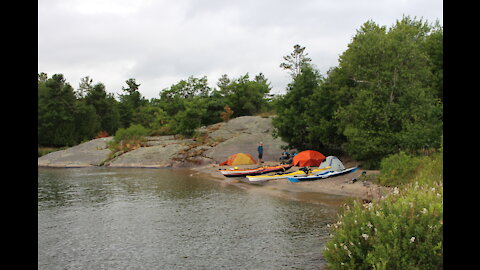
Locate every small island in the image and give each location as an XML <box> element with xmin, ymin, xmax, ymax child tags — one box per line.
<box><xmin>39</xmin><ymin>115</ymin><xmax>386</xmax><ymax>202</ymax></box>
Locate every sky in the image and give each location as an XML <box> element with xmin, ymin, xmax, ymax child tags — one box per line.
<box><xmin>38</xmin><ymin>0</ymin><xmax>443</xmax><ymax>99</ymax></box>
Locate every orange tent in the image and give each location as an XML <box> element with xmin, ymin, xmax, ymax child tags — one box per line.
<box><xmin>219</xmin><ymin>153</ymin><xmax>257</xmax><ymax>166</ymax></box>
<box><xmin>293</xmin><ymin>150</ymin><xmax>326</xmax><ymax>167</ymax></box>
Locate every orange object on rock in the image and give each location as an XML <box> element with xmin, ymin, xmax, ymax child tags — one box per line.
<box><xmin>219</xmin><ymin>153</ymin><xmax>257</xmax><ymax>166</ymax></box>
<box><xmin>292</xmin><ymin>150</ymin><xmax>326</xmax><ymax>167</ymax></box>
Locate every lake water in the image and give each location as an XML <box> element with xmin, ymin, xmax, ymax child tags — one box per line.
<box><xmin>38</xmin><ymin>167</ymin><xmax>342</xmax><ymax>269</ymax></box>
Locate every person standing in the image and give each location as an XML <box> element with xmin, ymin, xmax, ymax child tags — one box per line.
<box><xmin>257</xmin><ymin>142</ymin><xmax>264</xmax><ymax>164</ymax></box>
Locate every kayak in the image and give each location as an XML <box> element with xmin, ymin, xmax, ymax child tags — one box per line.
<box><xmin>246</xmin><ymin>166</ymin><xmax>331</xmax><ymax>182</ymax></box>
<box><xmin>219</xmin><ymin>164</ymin><xmax>293</xmax><ymax>177</ymax></box>
<box><xmin>287</xmin><ymin>167</ymin><xmax>358</xmax><ymax>183</ymax></box>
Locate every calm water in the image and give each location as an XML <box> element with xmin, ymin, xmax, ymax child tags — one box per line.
<box><xmin>38</xmin><ymin>167</ymin><xmax>341</xmax><ymax>269</ymax></box>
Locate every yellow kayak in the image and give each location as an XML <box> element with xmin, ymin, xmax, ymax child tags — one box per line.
<box><xmin>246</xmin><ymin>166</ymin><xmax>331</xmax><ymax>182</ymax></box>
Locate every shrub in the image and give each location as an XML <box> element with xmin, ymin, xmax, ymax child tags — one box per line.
<box><xmin>112</xmin><ymin>124</ymin><xmax>149</xmax><ymax>143</ymax></box>
<box><xmin>413</xmin><ymin>151</ymin><xmax>443</xmax><ymax>186</ymax></box>
<box><xmin>376</xmin><ymin>152</ymin><xmax>423</xmax><ymax>186</ymax></box>
<box><xmin>323</xmin><ymin>182</ymin><xmax>443</xmax><ymax>269</ymax></box>
<box><xmin>107</xmin><ymin>124</ymin><xmax>149</xmax><ymax>155</ymax></box>
<box><xmin>323</xmin><ymin>149</ymin><xmax>443</xmax><ymax>269</ymax></box>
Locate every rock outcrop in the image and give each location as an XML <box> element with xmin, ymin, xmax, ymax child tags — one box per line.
<box><xmin>38</xmin><ymin>116</ymin><xmax>289</xmax><ymax>168</ymax></box>
<box><xmin>38</xmin><ymin>137</ymin><xmax>113</xmax><ymax>167</ymax></box>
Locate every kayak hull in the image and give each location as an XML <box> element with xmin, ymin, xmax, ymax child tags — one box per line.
<box><xmin>287</xmin><ymin>167</ymin><xmax>358</xmax><ymax>182</ymax></box>
<box><xmin>246</xmin><ymin>167</ymin><xmax>330</xmax><ymax>182</ymax></box>
<box><xmin>220</xmin><ymin>164</ymin><xmax>293</xmax><ymax>177</ymax></box>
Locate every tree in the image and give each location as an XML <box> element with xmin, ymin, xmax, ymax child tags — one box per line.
<box><xmin>333</xmin><ymin>17</ymin><xmax>443</xmax><ymax>167</ymax></box>
<box><xmin>280</xmin><ymin>44</ymin><xmax>312</xmax><ymax>78</ymax></box>
<box><xmin>38</xmin><ymin>74</ymin><xmax>78</xmax><ymax>146</ymax></box>
<box><xmin>73</xmin><ymin>100</ymin><xmax>101</xmax><ymax>142</ymax></box>
<box><xmin>76</xmin><ymin>76</ymin><xmax>93</xmax><ymax>99</ymax></box>
<box><xmin>422</xmin><ymin>21</ymin><xmax>443</xmax><ymax>101</ymax></box>
<box><xmin>84</xmin><ymin>82</ymin><xmax>121</xmax><ymax>135</ymax></box>
<box><xmin>38</xmin><ymin>72</ymin><xmax>48</xmax><ymax>83</ymax></box>
<box><xmin>118</xmin><ymin>78</ymin><xmax>147</xmax><ymax>128</ymax></box>
<box><xmin>272</xmin><ymin>65</ymin><xmax>323</xmax><ymax>150</ymax></box>
<box><xmin>170</xmin><ymin>98</ymin><xmax>207</xmax><ymax>136</ymax></box>
<box><xmin>224</xmin><ymin>73</ymin><xmax>271</xmax><ymax>117</ymax></box>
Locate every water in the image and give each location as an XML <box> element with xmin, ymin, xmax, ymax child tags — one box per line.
<box><xmin>38</xmin><ymin>167</ymin><xmax>341</xmax><ymax>269</ymax></box>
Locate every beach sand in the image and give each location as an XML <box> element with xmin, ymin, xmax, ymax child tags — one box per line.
<box><xmin>189</xmin><ymin>161</ymin><xmax>389</xmax><ymax>206</ymax></box>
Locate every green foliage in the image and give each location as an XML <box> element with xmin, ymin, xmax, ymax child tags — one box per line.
<box><xmin>324</xmin><ymin>148</ymin><xmax>443</xmax><ymax>269</ymax></box>
<box><xmin>73</xmin><ymin>100</ymin><xmax>101</xmax><ymax>143</ymax></box>
<box><xmin>155</xmin><ymin>73</ymin><xmax>271</xmax><ymax>137</ymax></box>
<box><xmin>221</xmin><ymin>73</ymin><xmax>272</xmax><ymax>117</ymax></box>
<box><xmin>112</xmin><ymin>124</ymin><xmax>150</xmax><ymax>144</ymax></box>
<box><xmin>84</xmin><ymin>82</ymin><xmax>121</xmax><ymax>135</ymax></box>
<box><xmin>272</xmin><ymin>17</ymin><xmax>443</xmax><ymax>167</ymax></box>
<box><xmin>280</xmin><ymin>44</ymin><xmax>312</xmax><ymax>78</ymax></box>
<box><xmin>38</xmin><ymin>73</ymin><xmax>124</xmax><ymax>147</ymax></box>
<box><xmin>272</xmin><ymin>64</ymin><xmax>324</xmax><ymax>150</ymax></box>
<box><xmin>333</xmin><ymin>17</ymin><xmax>443</xmax><ymax>166</ymax></box>
<box><xmin>118</xmin><ymin>78</ymin><xmax>148</xmax><ymax>128</ymax></box>
<box><xmin>107</xmin><ymin>124</ymin><xmax>150</xmax><ymax>157</ymax></box>
<box><xmin>323</xmin><ymin>185</ymin><xmax>443</xmax><ymax>269</ymax></box>
<box><xmin>377</xmin><ymin>152</ymin><xmax>424</xmax><ymax>186</ymax></box>
<box><xmin>38</xmin><ymin>74</ymin><xmax>80</xmax><ymax>146</ymax></box>
<box><xmin>170</xmin><ymin>99</ymin><xmax>205</xmax><ymax>137</ymax></box>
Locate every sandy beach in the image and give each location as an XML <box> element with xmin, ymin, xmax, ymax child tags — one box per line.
<box><xmin>189</xmin><ymin>160</ymin><xmax>388</xmax><ymax>206</ymax></box>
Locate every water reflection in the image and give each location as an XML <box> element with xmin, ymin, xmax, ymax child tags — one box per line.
<box><xmin>38</xmin><ymin>167</ymin><xmax>339</xmax><ymax>269</ymax></box>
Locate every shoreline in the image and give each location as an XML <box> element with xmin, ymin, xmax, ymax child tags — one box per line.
<box><xmin>188</xmin><ymin>161</ymin><xmax>388</xmax><ymax>205</ymax></box>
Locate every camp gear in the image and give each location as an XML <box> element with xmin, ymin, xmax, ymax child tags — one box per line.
<box><xmin>292</xmin><ymin>150</ymin><xmax>326</xmax><ymax>167</ymax></box>
<box><xmin>346</xmin><ymin>178</ymin><xmax>358</xmax><ymax>184</ymax></box>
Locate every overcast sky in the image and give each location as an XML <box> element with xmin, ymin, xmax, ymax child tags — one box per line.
<box><xmin>38</xmin><ymin>0</ymin><xmax>443</xmax><ymax>99</ymax></box>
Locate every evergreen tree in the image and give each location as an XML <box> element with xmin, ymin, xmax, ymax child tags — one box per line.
<box><xmin>118</xmin><ymin>78</ymin><xmax>147</xmax><ymax>128</ymax></box>
<box><xmin>38</xmin><ymin>74</ymin><xmax>78</xmax><ymax>146</ymax></box>
<box><xmin>84</xmin><ymin>82</ymin><xmax>121</xmax><ymax>135</ymax></box>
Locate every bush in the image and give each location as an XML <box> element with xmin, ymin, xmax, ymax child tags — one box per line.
<box><xmin>112</xmin><ymin>124</ymin><xmax>149</xmax><ymax>143</ymax></box>
<box><xmin>413</xmin><ymin>151</ymin><xmax>443</xmax><ymax>186</ymax></box>
<box><xmin>107</xmin><ymin>124</ymin><xmax>149</xmax><ymax>155</ymax></box>
<box><xmin>323</xmin><ymin>182</ymin><xmax>443</xmax><ymax>269</ymax></box>
<box><xmin>323</xmin><ymin>149</ymin><xmax>443</xmax><ymax>269</ymax></box>
<box><xmin>376</xmin><ymin>152</ymin><xmax>424</xmax><ymax>186</ymax></box>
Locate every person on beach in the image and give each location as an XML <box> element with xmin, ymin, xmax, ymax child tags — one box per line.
<box><xmin>257</xmin><ymin>142</ymin><xmax>264</xmax><ymax>164</ymax></box>
<box><xmin>279</xmin><ymin>150</ymin><xmax>291</xmax><ymax>164</ymax></box>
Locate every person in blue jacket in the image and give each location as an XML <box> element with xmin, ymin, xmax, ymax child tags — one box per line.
<box><xmin>257</xmin><ymin>142</ymin><xmax>264</xmax><ymax>164</ymax></box>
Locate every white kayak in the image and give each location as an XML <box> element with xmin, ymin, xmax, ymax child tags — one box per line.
<box><xmin>246</xmin><ymin>166</ymin><xmax>331</xmax><ymax>182</ymax></box>
<box><xmin>287</xmin><ymin>167</ymin><xmax>358</xmax><ymax>183</ymax></box>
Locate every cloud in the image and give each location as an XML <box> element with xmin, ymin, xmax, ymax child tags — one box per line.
<box><xmin>38</xmin><ymin>0</ymin><xmax>443</xmax><ymax>99</ymax></box>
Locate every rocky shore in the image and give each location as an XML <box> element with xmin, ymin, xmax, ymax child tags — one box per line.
<box><xmin>38</xmin><ymin>115</ymin><xmax>388</xmax><ymax>201</ymax></box>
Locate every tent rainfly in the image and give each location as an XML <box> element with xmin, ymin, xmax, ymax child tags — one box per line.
<box><xmin>319</xmin><ymin>156</ymin><xmax>346</xmax><ymax>172</ymax></box>
<box><xmin>292</xmin><ymin>150</ymin><xmax>326</xmax><ymax>167</ymax></box>
<box><xmin>219</xmin><ymin>153</ymin><xmax>257</xmax><ymax>166</ymax></box>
